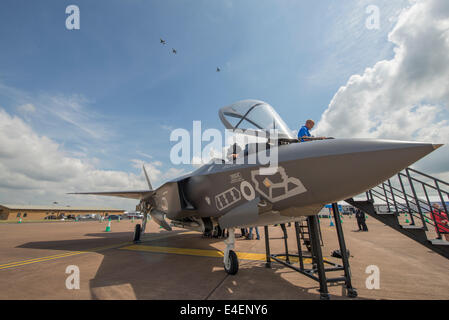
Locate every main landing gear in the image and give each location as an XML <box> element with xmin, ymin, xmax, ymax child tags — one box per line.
<box><xmin>133</xmin><ymin>223</ymin><xmax>142</xmax><ymax>242</ymax></box>
<box><xmin>133</xmin><ymin>209</ymin><xmax>150</xmax><ymax>243</ymax></box>
<box><xmin>223</xmin><ymin>228</ymin><xmax>239</xmax><ymax>275</ymax></box>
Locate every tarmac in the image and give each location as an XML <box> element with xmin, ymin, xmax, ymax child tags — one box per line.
<box><xmin>0</xmin><ymin>216</ymin><xmax>448</xmax><ymax>300</ymax></box>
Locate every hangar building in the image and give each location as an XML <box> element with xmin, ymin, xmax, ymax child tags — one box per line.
<box><xmin>0</xmin><ymin>204</ymin><xmax>125</xmax><ymax>221</ymax></box>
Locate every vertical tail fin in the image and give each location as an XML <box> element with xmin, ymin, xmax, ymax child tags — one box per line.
<box><xmin>143</xmin><ymin>165</ymin><xmax>153</xmax><ymax>190</ymax></box>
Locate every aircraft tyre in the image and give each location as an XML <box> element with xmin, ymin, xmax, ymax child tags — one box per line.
<box><xmin>133</xmin><ymin>224</ymin><xmax>141</xmax><ymax>242</ymax></box>
<box><xmin>224</xmin><ymin>250</ymin><xmax>239</xmax><ymax>275</ymax></box>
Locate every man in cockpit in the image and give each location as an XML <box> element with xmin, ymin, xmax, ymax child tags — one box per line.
<box><xmin>227</xmin><ymin>143</ymin><xmax>242</xmax><ymax>162</ymax></box>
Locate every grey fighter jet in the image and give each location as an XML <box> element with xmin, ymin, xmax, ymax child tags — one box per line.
<box><xmin>70</xmin><ymin>99</ymin><xmax>442</xmax><ymax>275</ymax></box>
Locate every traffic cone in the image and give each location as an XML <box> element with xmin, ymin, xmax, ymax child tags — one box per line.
<box><xmin>330</xmin><ymin>218</ymin><xmax>334</xmax><ymax>227</ymax></box>
<box><xmin>105</xmin><ymin>219</ymin><xmax>111</xmax><ymax>232</ymax></box>
<box><xmin>404</xmin><ymin>213</ymin><xmax>409</xmax><ymax>223</ymax></box>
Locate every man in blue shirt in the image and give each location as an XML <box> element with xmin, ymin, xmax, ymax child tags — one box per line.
<box><xmin>298</xmin><ymin>119</ymin><xmax>315</xmax><ymax>142</ymax></box>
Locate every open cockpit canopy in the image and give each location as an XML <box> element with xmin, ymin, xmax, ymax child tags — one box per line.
<box><xmin>218</xmin><ymin>100</ymin><xmax>295</xmax><ymax>141</ymax></box>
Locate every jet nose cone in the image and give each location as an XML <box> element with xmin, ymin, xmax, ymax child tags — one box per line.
<box><xmin>290</xmin><ymin>139</ymin><xmax>440</xmax><ymax>205</ymax></box>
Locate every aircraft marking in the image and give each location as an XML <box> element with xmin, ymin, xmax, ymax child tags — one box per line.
<box><xmin>229</xmin><ymin>172</ymin><xmax>243</xmax><ymax>184</ymax></box>
<box><xmin>251</xmin><ymin>166</ymin><xmax>307</xmax><ymax>203</ymax></box>
<box><xmin>215</xmin><ymin>187</ymin><xmax>241</xmax><ymax>211</ymax></box>
<box><xmin>240</xmin><ymin>180</ymin><xmax>255</xmax><ymax>201</ymax></box>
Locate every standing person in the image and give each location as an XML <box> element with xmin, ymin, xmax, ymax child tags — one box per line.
<box><xmin>355</xmin><ymin>209</ymin><xmax>368</xmax><ymax>231</ymax></box>
<box><xmin>247</xmin><ymin>226</ymin><xmax>260</xmax><ymax>240</ymax></box>
<box><xmin>240</xmin><ymin>228</ymin><xmax>248</xmax><ymax>238</ymax></box>
<box><xmin>432</xmin><ymin>204</ymin><xmax>449</xmax><ymax>241</ymax></box>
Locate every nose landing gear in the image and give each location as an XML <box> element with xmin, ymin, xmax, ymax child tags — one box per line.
<box><xmin>223</xmin><ymin>228</ymin><xmax>239</xmax><ymax>275</ymax></box>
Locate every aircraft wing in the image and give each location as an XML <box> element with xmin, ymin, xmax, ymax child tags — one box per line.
<box><xmin>68</xmin><ymin>190</ymin><xmax>154</xmax><ymax>200</ymax></box>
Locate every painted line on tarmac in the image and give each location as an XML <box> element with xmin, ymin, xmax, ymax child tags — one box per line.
<box><xmin>0</xmin><ymin>231</ymin><xmax>194</xmax><ymax>270</ymax></box>
<box><xmin>119</xmin><ymin>245</ymin><xmax>317</xmax><ymax>264</ymax></box>
<box><xmin>0</xmin><ymin>242</ymin><xmax>137</xmax><ymax>270</ymax></box>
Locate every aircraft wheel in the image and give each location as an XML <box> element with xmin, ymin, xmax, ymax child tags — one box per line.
<box><xmin>133</xmin><ymin>224</ymin><xmax>141</xmax><ymax>242</ymax></box>
<box><xmin>224</xmin><ymin>250</ymin><xmax>239</xmax><ymax>275</ymax></box>
<box><xmin>215</xmin><ymin>226</ymin><xmax>223</xmax><ymax>238</ymax></box>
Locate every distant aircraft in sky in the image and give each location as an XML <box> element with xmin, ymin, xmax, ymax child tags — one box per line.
<box><xmin>172</xmin><ymin>48</ymin><xmax>177</xmax><ymax>54</ymax></box>
<box><xmin>160</xmin><ymin>38</ymin><xmax>166</xmax><ymax>45</ymax></box>
<box><xmin>216</xmin><ymin>67</ymin><xmax>221</xmax><ymax>72</ymax></box>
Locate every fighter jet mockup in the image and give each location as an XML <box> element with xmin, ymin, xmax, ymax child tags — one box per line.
<box><xmin>70</xmin><ymin>99</ymin><xmax>442</xmax><ymax>275</ymax></box>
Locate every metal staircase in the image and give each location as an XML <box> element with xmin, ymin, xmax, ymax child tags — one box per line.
<box><xmin>346</xmin><ymin>167</ymin><xmax>449</xmax><ymax>259</ymax></box>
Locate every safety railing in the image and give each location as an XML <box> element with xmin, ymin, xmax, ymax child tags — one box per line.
<box><xmin>365</xmin><ymin>167</ymin><xmax>449</xmax><ymax>241</ymax></box>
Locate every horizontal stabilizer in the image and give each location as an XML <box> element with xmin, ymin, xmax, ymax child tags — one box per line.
<box><xmin>68</xmin><ymin>190</ymin><xmax>155</xmax><ymax>200</ymax></box>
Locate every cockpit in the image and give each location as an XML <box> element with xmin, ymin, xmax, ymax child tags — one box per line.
<box><xmin>219</xmin><ymin>99</ymin><xmax>298</xmax><ymax>143</ymax></box>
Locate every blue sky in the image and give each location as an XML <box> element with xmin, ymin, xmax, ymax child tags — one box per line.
<box><xmin>0</xmin><ymin>0</ymin><xmax>411</xmax><ymax>192</ymax></box>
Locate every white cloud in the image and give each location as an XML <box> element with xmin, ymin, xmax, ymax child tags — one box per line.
<box><xmin>314</xmin><ymin>0</ymin><xmax>449</xmax><ymax>178</ymax></box>
<box><xmin>0</xmin><ymin>109</ymin><xmax>184</xmax><ymax>211</ymax></box>
<box><xmin>17</xmin><ymin>103</ymin><xmax>36</xmax><ymax>115</ymax></box>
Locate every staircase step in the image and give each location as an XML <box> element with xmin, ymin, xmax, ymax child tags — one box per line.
<box><xmin>430</xmin><ymin>239</ymin><xmax>449</xmax><ymax>246</ymax></box>
<box><xmin>402</xmin><ymin>225</ymin><xmax>425</xmax><ymax>230</ymax></box>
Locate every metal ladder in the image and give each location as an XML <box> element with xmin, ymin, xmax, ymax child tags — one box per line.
<box><xmin>346</xmin><ymin>167</ymin><xmax>449</xmax><ymax>259</ymax></box>
<box><xmin>297</xmin><ymin>218</ymin><xmax>324</xmax><ymax>252</ymax></box>
<box><xmin>263</xmin><ymin>204</ymin><xmax>357</xmax><ymax>300</ymax></box>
